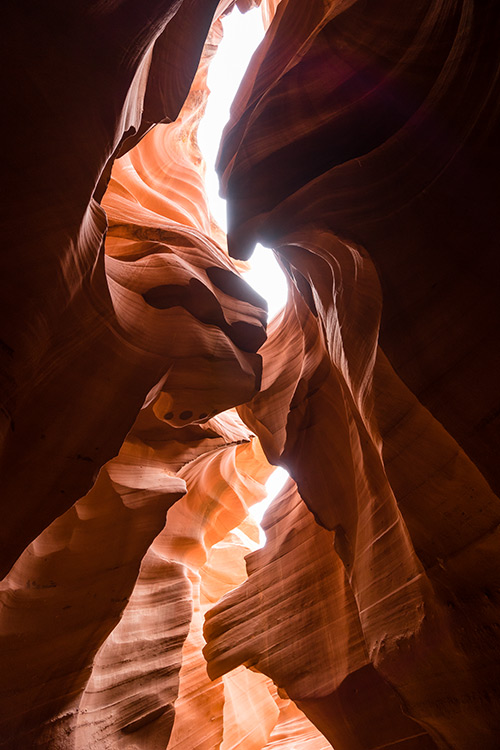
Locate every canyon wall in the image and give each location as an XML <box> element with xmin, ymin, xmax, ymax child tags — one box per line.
<box><xmin>1</xmin><ymin>0</ymin><xmax>499</xmax><ymax>748</ymax></box>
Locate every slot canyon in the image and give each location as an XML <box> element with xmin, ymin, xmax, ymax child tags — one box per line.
<box><xmin>1</xmin><ymin>0</ymin><xmax>499</xmax><ymax>747</ymax></box>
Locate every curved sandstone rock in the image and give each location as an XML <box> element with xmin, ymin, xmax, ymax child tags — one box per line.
<box><xmin>0</xmin><ymin>449</ymin><xmax>187</xmax><ymax>747</ymax></box>
<box><xmin>0</xmin><ymin>0</ymin><xmax>264</xmax><ymax>579</ymax></box>
<box><xmin>202</xmin><ymin>0</ymin><xmax>500</xmax><ymax>746</ymax></box>
<box><xmin>0</xmin><ymin>404</ymin><xmax>275</xmax><ymax>748</ymax></box>
<box><xmin>1</xmin><ymin>0</ymin><xmax>499</xmax><ymax>748</ymax></box>
<box><xmin>0</xmin><ymin>3</ymin><xmax>272</xmax><ymax>745</ymax></box>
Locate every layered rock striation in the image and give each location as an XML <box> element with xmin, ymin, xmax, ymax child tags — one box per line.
<box><xmin>206</xmin><ymin>0</ymin><xmax>500</xmax><ymax>746</ymax></box>
<box><xmin>1</xmin><ymin>0</ymin><xmax>500</xmax><ymax>748</ymax></box>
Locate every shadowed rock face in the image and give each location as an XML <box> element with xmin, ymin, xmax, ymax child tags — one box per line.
<box><xmin>0</xmin><ymin>0</ymin><xmax>265</xmax><ymax>578</ymax></box>
<box><xmin>208</xmin><ymin>1</ymin><xmax>500</xmax><ymax>747</ymax></box>
<box><xmin>1</xmin><ymin>0</ymin><xmax>500</xmax><ymax>748</ymax></box>
<box><xmin>218</xmin><ymin>0</ymin><xmax>500</xmax><ymax>489</ymax></box>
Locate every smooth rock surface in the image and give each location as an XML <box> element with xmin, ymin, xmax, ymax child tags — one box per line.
<box><xmin>1</xmin><ymin>0</ymin><xmax>499</xmax><ymax>747</ymax></box>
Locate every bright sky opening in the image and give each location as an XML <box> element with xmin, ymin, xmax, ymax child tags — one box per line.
<box><xmin>197</xmin><ymin>7</ymin><xmax>265</xmax><ymax>232</ymax></box>
<box><xmin>250</xmin><ymin>467</ymin><xmax>290</xmax><ymax>527</ymax></box>
<box><xmin>198</xmin><ymin>6</ymin><xmax>290</xmax><ymax>544</ymax></box>
<box><xmin>198</xmin><ymin>6</ymin><xmax>288</xmax><ymax>321</ymax></box>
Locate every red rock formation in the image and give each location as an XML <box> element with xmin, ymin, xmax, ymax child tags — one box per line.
<box><xmin>1</xmin><ymin>0</ymin><xmax>500</xmax><ymax>748</ymax></box>
<box><xmin>205</xmin><ymin>0</ymin><xmax>500</xmax><ymax>747</ymax></box>
<box><xmin>0</xmin><ymin>3</ymin><xmax>271</xmax><ymax>745</ymax></box>
<box><xmin>0</xmin><ymin>0</ymin><xmax>249</xmax><ymax>578</ymax></box>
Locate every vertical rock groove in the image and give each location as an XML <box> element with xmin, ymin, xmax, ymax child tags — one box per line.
<box><xmin>1</xmin><ymin>0</ymin><xmax>499</xmax><ymax>748</ymax></box>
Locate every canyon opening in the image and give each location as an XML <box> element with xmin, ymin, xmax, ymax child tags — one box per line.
<box><xmin>1</xmin><ymin>1</ymin><xmax>499</xmax><ymax>749</ymax></box>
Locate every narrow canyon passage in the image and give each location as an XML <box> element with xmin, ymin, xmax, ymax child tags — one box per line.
<box><xmin>196</xmin><ymin>5</ymin><xmax>290</xmax><ymax>546</ymax></box>
<box><xmin>0</xmin><ymin>1</ymin><xmax>499</xmax><ymax>749</ymax></box>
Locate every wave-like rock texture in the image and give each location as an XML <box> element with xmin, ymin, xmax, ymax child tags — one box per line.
<box><xmin>205</xmin><ymin>0</ymin><xmax>500</xmax><ymax>747</ymax></box>
<box><xmin>0</xmin><ymin>0</ymin><xmax>252</xmax><ymax>578</ymax></box>
<box><xmin>172</xmin><ymin>513</ymin><xmax>332</xmax><ymax>750</ymax></box>
<box><xmin>0</xmin><ymin>1</ymin><xmax>274</xmax><ymax>745</ymax></box>
<box><xmin>219</xmin><ymin>0</ymin><xmax>500</xmax><ymax>487</ymax></box>
<box><xmin>0</xmin><ymin>402</ymin><xmax>279</xmax><ymax>747</ymax></box>
<box><xmin>205</xmin><ymin>476</ymin><xmax>439</xmax><ymax>749</ymax></box>
<box><xmin>1</xmin><ymin>0</ymin><xmax>500</xmax><ymax>748</ymax></box>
